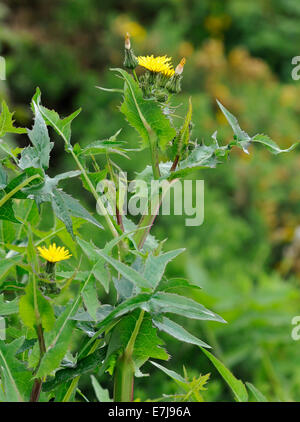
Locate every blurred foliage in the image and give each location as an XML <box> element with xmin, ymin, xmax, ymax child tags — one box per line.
<box><xmin>1</xmin><ymin>0</ymin><xmax>300</xmax><ymax>402</ymax></box>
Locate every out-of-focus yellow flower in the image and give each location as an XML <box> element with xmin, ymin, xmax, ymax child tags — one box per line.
<box><xmin>38</xmin><ymin>243</ymin><xmax>72</xmax><ymax>263</ymax></box>
<box><xmin>178</xmin><ymin>41</ymin><xmax>194</xmax><ymax>58</ymax></box>
<box><xmin>137</xmin><ymin>55</ymin><xmax>175</xmax><ymax>77</ymax></box>
<box><xmin>228</xmin><ymin>48</ymin><xmax>272</xmax><ymax>81</ymax></box>
<box><xmin>114</xmin><ymin>15</ymin><xmax>146</xmax><ymax>42</ymax></box>
<box><xmin>280</xmin><ymin>85</ymin><xmax>298</xmax><ymax>107</ymax></box>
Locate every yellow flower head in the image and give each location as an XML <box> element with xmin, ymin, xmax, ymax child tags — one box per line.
<box><xmin>137</xmin><ymin>55</ymin><xmax>175</xmax><ymax>77</ymax></box>
<box><xmin>37</xmin><ymin>243</ymin><xmax>72</xmax><ymax>263</ymax></box>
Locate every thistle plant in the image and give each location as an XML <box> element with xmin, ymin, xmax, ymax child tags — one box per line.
<box><xmin>0</xmin><ymin>34</ymin><xmax>297</xmax><ymax>403</ymax></box>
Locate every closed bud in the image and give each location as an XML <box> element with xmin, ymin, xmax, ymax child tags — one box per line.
<box><xmin>166</xmin><ymin>58</ymin><xmax>186</xmax><ymax>94</ymax></box>
<box><xmin>123</xmin><ymin>33</ymin><xmax>139</xmax><ymax>69</ymax></box>
<box><xmin>175</xmin><ymin>57</ymin><xmax>186</xmax><ymax>75</ymax></box>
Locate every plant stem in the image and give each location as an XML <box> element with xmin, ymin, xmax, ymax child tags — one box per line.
<box><xmin>113</xmin><ymin>310</ymin><xmax>145</xmax><ymax>402</ymax></box>
<box><xmin>70</xmin><ymin>149</ymin><xmax>119</xmax><ymax>238</ymax></box>
<box><xmin>30</xmin><ymin>274</ymin><xmax>46</xmax><ymax>402</ymax></box>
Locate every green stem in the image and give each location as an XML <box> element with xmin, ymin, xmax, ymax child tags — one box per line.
<box><xmin>113</xmin><ymin>310</ymin><xmax>145</xmax><ymax>402</ymax></box>
<box><xmin>149</xmin><ymin>132</ymin><xmax>160</xmax><ymax>180</ymax></box>
<box><xmin>30</xmin><ymin>274</ymin><xmax>46</xmax><ymax>402</ymax></box>
<box><xmin>132</xmin><ymin>69</ymin><xmax>139</xmax><ymax>84</ymax></box>
<box><xmin>0</xmin><ymin>174</ymin><xmax>41</xmax><ymax>208</ymax></box>
<box><xmin>70</xmin><ymin>150</ymin><xmax>119</xmax><ymax>238</ymax></box>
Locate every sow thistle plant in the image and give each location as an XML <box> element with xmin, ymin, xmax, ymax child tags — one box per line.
<box><xmin>0</xmin><ymin>33</ymin><xmax>297</xmax><ymax>403</ymax></box>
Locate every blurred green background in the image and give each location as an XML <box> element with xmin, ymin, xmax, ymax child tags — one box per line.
<box><xmin>1</xmin><ymin>0</ymin><xmax>300</xmax><ymax>401</ymax></box>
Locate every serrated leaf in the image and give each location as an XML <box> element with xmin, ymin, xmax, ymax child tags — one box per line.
<box><xmin>32</xmin><ymin>87</ymin><xmax>81</xmax><ymax>147</ymax></box>
<box><xmin>112</xmin><ymin>68</ymin><xmax>176</xmax><ymax>150</ymax></box>
<box><xmin>0</xmin><ymin>100</ymin><xmax>27</xmax><ymax>138</ymax></box>
<box><xmin>51</xmin><ymin>188</ymin><xmax>74</xmax><ymax>237</ymax></box>
<box><xmin>19</xmin><ymin>102</ymin><xmax>54</xmax><ymax>170</ymax></box>
<box><xmin>252</xmin><ymin>134</ymin><xmax>297</xmax><ymax>155</ymax></box>
<box><xmin>59</xmin><ymin>190</ymin><xmax>103</xmax><ymax>230</ymax></box>
<box><xmin>153</xmin><ymin>315</ymin><xmax>210</xmax><ymax>348</ymax></box>
<box><xmin>216</xmin><ymin>99</ymin><xmax>251</xmax><ymax>152</ymax></box>
<box><xmin>200</xmin><ymin>347</ymin><xmax>248</xmax><ymax>402</ymax></box>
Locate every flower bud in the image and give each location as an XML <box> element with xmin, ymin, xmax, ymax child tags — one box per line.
<box><xmin>166</xmin><ymin>58</ymin><xmax>186</xmax><ymax>94</ymax></box>
<box><xmin>123</xmin><ymin>33</ymin><xmax>139</xmax><ymax>69</ymax></box>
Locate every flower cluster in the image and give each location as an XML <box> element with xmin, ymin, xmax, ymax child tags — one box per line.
<box><xmin>123</xmin><ymin>33</ymin><xmax>186</xmax><ymax>100</ymax></box>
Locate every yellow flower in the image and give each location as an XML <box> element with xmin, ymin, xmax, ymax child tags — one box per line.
<box><xmin>137</xmin><ymin>55</ymin><xmax>175</xmax><ymax>77</ymax></box>
<box><xmin>37</xmin><ymin>243</ymin><xmax>72</xmax><ymax>263</ymax></box>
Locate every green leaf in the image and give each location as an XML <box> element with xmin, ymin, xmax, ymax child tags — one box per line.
<box><xmin>77</xmin><ymin>237</ymin><xmax>151</xmax><ymax>290</ymax></box>
<box><xmin>112</xmin><ymin>68</ymin><xmax>176</xmax><ymax>150</ymax></box>
<box><xmin>144</xmin><ymin>249</ymin><xmax>185</xmax><ymax>289</ymax></box>
<box><xmin>216</xmin><ymin>100</ymin><xmax>297</xmax><ymax>155</ymax></box>
<box><xmin>149</xmin><ymin>292</ymin><xmax>226</xmax><ymax>323</ymax></box>
<box><xmin>246</xmin><ymin>382</ymin><xmax>268</xmax><ymax>402</ymax></box>
<box><xmin>0</xmin><ymin>295</ymin><xmax>19</xmax><ymax>315</ymax></box>
<box><xmin>216</xmin><ymin>99</ymin><xmax>251</xmax><ymax>152</ymax></box>
<box><xmin>171</xmin><ymin>97</ymin><xmax>192</xmax><ymax>160</ymax></box>
<box><xmin>51</xmin><ymin>188</ymin><xmax>74</xmax><ymax>237</ymax></box>
<box><xmin>0</xmin><ymin>200</ymin><xmax>20</xmax><ymax>223</ymax></box>
<box><xmin>81</xmin><ymin>169</ymin><xmax>107</xmax><ymax>193</ymax></box>
<box><xmin>95</xmin><ymin>293</ymin><xmax>152</xmax><ymax>332</ymax></box>
<box><xmin>105</xmin><ymin>310</ymin><xmax>168</xmax><ymax>372</ymax></box>
<box><xmin>36</xmin><ymin>271</ymin><xmax>93</xmax><ymax>377</ymax></box>
<box><xmin>19</xmin><ymin>281</ymin><xmax>55</xmax><ymax>332</ymax></box>
<box><xmin>0</xmin><ymin>255</ymin><xmax>22</xmax><ymax>282</ymax></box>
<box><xmin>19</xmin><ymin>102</ymin><xmax>54</xmax><ymax>170</ymax></box>
<box><xmin>81</xmin><ymin>276</ymin><xmax>99</xmax><ymax>320</ymax></box>
<box><xmin>32</xmin><ymin>88</ymin><xmax>81</xmax><ymax>147</ymax></box>
<box><xmin>0</xmin><ymin>337</ymin><xmax>33</xmax><ymax>402</ymax></box>
<box><xmin>91</xmin><ymin>375</ymin><xmax>112</xmax><ymax>402</ymax></box>
<box><xmin>0</xmin><ymin>100</ymin><xmax>27</xmax><ymax>138</ymax></box>
<box><xmin>79</xmin><ymin>129</ymin><xmax>128</xmax><ymax>158</ymax></box>
<box><xmin>42</xmin><ymin>348</ymin><xmax>107</xmax><ymax>392</ymax></box>
<box><xmin>150</xmin><ymin>360</ymin><xmax>186</xmax><ymax>383</ymax></box>
<box><xmin>36</xmin><ymin>301</ymin><xmax>78</xmax><ymax>378</ymax></box>
<box><xmin>152</xmin><ymin>316</ymin><xmax>210</xmax><ymax>348</ymax></box>
<box><xmin>59</xmin><ymin>190</ymin><xmax>103</xmax><ymax>230</ymax></box>
<box><xmin>92</xmin><ymin>258</ymin><xmax>110</xmax><ymax>294</ymax></box>
<box><xmin>96</xmin><ymin>249</ymin><xmax>152</xmax><ymax>290</ymax></box>
<box><xmin>252</xmin><ymin>134</ymin><xmax>297</xmax><ymax>155</ymax></box>
<box><xmin>200</xmin><ymin>347</ymin><xmax>248</xmax><ymax>402</ymax></box>
<box><xmin>0</xmin><ymin>163</ymin><xmax>7</xmax><ymax>188</ymax></box>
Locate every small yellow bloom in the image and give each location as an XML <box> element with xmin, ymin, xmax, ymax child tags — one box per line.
<box><xmin>137</xmin><ymin>55</ymin><xmax>175</xmax><ymax>77</ymax></box>
<box><xmin>37</xmin><ymin>243</ymin><xmax>72</xmax><ymax>263</ymax></box>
